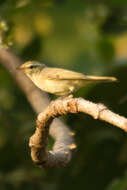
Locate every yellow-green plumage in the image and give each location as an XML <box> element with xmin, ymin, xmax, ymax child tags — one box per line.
<box><xmin>19</xmin><ymin>61</ymin><xmax>117</xmax><ymax>96</ymax></box>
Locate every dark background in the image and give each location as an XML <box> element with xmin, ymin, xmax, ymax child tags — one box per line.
<box><xmin>0</xmin><ymin>0</ymin><xmax>127</xmax><ymax>190</ymax></box>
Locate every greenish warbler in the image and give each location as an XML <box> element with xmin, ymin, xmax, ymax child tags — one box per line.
<box><xmin>19</xmin><ymin>61</ymin><xmax>117</xmax><ymax>96</ymax></box>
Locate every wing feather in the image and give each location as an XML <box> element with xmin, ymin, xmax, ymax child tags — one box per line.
<box><xmin>41</xmin><ymin>67</ymin><xmax>86</xmax><ymax>80</ymax></box>
<box><xmin>41</xmin><ymin>67</ymin><xmax>117</xmax><ymax>82</ymax></box>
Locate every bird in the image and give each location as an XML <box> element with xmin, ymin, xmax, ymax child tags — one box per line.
<box><xmin>19</xmin><ymin>61</ymin><xmax>117</xmax><ymax>96</ymax></box>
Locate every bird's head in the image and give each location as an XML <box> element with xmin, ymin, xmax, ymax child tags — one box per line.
<box><xmin>19</xmin><ymin>61</ymin><xmax>46</xmax><ymax>77</ymax></box>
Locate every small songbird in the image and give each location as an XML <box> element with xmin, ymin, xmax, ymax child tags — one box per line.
<box><xmin>19</xmin><ymin>61</ymin><xmax>117</xmax><ymax>96</ymax></box>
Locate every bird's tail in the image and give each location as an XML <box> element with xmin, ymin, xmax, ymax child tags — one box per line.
<box><xmin>85</xmin><ymin>75</ymin><xmax>117</xmax><ymax>82</ymax></box>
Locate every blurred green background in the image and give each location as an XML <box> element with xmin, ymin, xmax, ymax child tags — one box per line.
<box><xmin>0</xmin><ymin>0</ymin><xmax>127</xmax><ymax>190</ymax></box>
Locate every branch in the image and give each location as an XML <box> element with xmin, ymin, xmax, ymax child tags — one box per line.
<box><xmin>29</xmin><ymin>97</ymin><xmax>127</xmax><ymax>168</ymax></box>
<box><xmin>0</xmin><ymin>46</ymin><xmax>49</xmax><ymax>113</ymax></box>
<box><xmin>1</xmin><ymin>46</ymin><xmax>127</xmax><ymax>168</ymax></box>
<box><xmin>0</xmin><ymin>46</ymin><xmax>75</xmax><ymax>166</ymax></box>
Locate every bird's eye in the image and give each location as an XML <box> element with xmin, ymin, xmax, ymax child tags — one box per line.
<box><xmin>29</xmin><ymin>65</ymin><xmax>36</xmax><ymax>69</ymax></box>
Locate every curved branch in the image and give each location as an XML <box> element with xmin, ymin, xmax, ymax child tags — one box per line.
<box><xmin>29</xmin><ymin>97</ymin><xmax>127</xmax><ymax>168</ymax></box>
<box><xmin>1</xmin><ymin>46</ymin><xmax>127</xmax><ymax>168</ymax></box>
<box><xmin>0</xmin><ymin>46</ymin><xmax>75</xmax><ymax>167</ymax></box>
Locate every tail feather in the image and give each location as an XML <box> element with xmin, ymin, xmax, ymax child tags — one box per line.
<box><xmin>85</xmin><ymin>75</ymin><xmax>117</xmax><ymax>82</ymax></box>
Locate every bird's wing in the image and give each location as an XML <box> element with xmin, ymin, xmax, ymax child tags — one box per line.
<box><xmin>41</xmin><ymin>67</ymin><xmax>86</xmax><ymax>80</ymax></box>
<box><xmin>41</xmin><ymin>67</ymin><xmax>117</xmax><ymax>82</ymax></box>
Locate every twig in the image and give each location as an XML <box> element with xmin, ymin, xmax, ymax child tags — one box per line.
<box><xmin>29</xmin><ymin>97</ymin><xmax>127</xmax><ymax>168</ymax></box>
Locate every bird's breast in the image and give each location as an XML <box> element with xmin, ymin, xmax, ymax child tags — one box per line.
<box><xmin>37</xmin><ymin>79</ymin><xmax>70</xmax><ymax>94</ymax></box>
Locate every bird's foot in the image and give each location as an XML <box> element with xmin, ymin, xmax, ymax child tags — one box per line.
<box><xmin>58</xmin><ymin>94</ymin><xmax>73</xmax><ymax>100</ymax></box>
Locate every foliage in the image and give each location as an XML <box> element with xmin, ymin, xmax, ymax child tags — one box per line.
<box><xmin>0</xmin><ymin>0</ymin><xmax>127</xmax><ymax>190</ymax></box>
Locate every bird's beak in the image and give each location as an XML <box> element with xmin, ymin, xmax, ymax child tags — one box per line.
<box><xmin>18</xmin><ymin>65</ymin><xmax>25</xmax><ymax>71</ymax></box>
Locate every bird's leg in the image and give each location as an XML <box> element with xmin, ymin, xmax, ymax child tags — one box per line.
<box><xmin>67</xmin><ymin>86</ymin><xmax>74</xmax><ymax>97</ymax></box>
<box><xmin>61</xmin><ymin>93</ymin><xmax>73</xmax><ymax>99</ymax></box>
<box><xmin>56</xmin><ymin>93</ymin><xmax>73</xmax><ymax>101</ymax></box>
